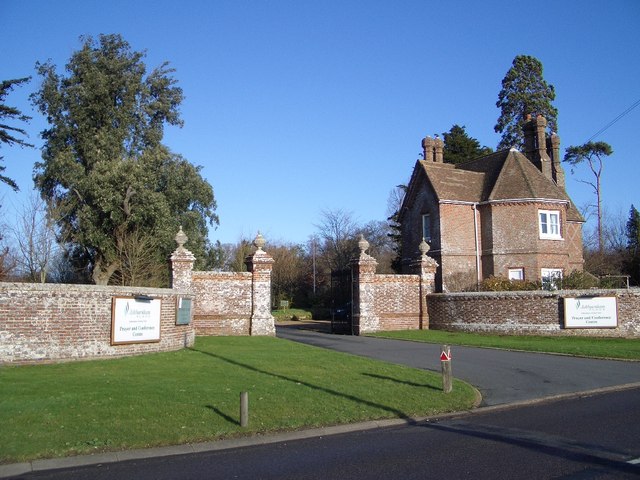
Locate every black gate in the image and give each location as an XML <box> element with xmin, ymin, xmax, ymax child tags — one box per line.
<box><xmin>330</xmin><ymin>268</ymin><xmax>353</xmax><ymax>334</ymax></box>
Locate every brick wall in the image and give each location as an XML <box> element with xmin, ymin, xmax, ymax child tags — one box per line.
<box><xmin>191</xmin><ymin>271</ymin><xmax>252</xmax><ymax>335</ymax></box>
<box><xmin>0</xmin><ymin>232</ymin><xmax>277</xmax><ymax>364</ymax></box>
<box><xmin>351</xmin><ymin>244</ymin><xmax>638</xmax><ymax>338</ymax></box>
<box><xmin>0</xmin><ymin>283</ymin><xmax>195</xmax><ymax>364</ymax></box>
<box><xmin>427</xmin><ymin>289</ymin><xmax>640</xmax><ymax>337</ymax></box>
<box><xmin>373</xmin><ymin>274</ymin><xmax>421</xmax><ymax>331</ymax></box>
<box><xmin>351</xmin><ymin>239</ymin><xmax>437</xmax><ymax>334</ymax></box>
<box><xmin>170</xmin><ymin>233</ymin><xmax>275</xmax><ymax>337</ymax></box>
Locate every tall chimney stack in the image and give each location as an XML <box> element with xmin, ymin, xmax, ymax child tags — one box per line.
<box><xmin>422</xmin><ymin>136</ymin><xmax>435</xmax><ymax>162</ymax></box>
<box><xmin>548</xmin><ymin>132</ymin><xmax>565</xmax><ymax>189</ymax></box>
<box><xmin>434</xmin><ymin>136</ymin><xmax>444</xmax><ymax>163</ymax></box>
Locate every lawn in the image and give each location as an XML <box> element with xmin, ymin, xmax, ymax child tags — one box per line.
<box><xmin>0</xmin><ymin>336</ymin><xmax>477</xmax><ymax>463</ymax></box>
<box><xmin>370</xmin><ymin>330</ymin><xmax>640</xmax><ymax>360</ymax></box>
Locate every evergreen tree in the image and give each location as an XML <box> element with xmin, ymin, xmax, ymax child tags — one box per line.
<box><xmin>495</xmin><ymin>55</ymin><xmax>557</xmax><ymax>150</ymax></box>
<box><xmin>0</xmin><ymin>77</ymin><xmax>33</xmax><ymax>190</ymax></box>
<box><xmin>442</xmin><ymin>125</ymin><xmax>492</xmax><ymax>164</ymax></box>
<box><xmin>31</xmin><ymin>34</ymin><xmax>218</xmax><ymax>285</ymax></box>
<box><xmin>626</xmin><ymin>204</ymin><xmax>640</xmax><ymax>285</ymax></box>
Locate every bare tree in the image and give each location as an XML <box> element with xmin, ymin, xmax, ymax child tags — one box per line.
<box><xmin>0</xmin><ymin>204</ymin><xmax>17</xmax><ymax>280</ymax></box>
<box><xmin>358</xmin><ymin>220</ymin><xmax>395</xmax><ymax>273</ymax></box>
<box><xmin>314</xmin><ymin>208</ymin><xmax>359</xmax><ymax>272</ymax></box>
<box><xmin>110</xmin><ymin>227</ymin><xmax>167</xmax><ymax>287</ymax></box>
<box><xmin>269</xmin><ymin>242</ymin><xmax>306</xmax><ymax>307</ymax></box>
<box><xmin>9</xmin><ymin>194</ymin><xmax>58</xmax><ymax>282</ymax></box>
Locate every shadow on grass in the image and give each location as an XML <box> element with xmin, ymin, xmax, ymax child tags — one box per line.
<box><xmin>190</xmin><ymin>347</ymin><xmax>415</xmax><ymax>421</ymax></box>
<box><xmin>205</xmin><ymin>405</ymin><xmax>239</xmax><ymax>426</ymax></box>
<box><xmin>362</xmin><ymin>373</ymin><xmax>441</xmax><ymax>391</ymax></box>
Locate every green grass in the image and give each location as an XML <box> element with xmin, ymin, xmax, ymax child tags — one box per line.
<box><xmin>370</xmin><ymin>330</ymin><xmax>640</xmax><ymax>360</ymax></box>
<box><xmin>0</xmin><ymin>336</ymin><xmax>477</xmax><ymax>463</ymax></box>
<box><xmin>271</xmin><ymin>308</ymin><xmax>313</xmax><ymax>321</ymax></box>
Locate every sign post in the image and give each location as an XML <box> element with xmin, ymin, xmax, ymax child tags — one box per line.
<box><xmin>440</xmin><ymin>344</ymin><xmax>452</xmax><ymax>394</ymax></box>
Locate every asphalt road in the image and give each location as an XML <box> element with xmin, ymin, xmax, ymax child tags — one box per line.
<box><xmin>7</xmin><ymin>387</ymin><xmax>640</xmax><ymax>479</ymax></box>
<box><xmin>275</xmin><ymin>326</ymin><xmax>640</xmax><ymax>406</ymax></box>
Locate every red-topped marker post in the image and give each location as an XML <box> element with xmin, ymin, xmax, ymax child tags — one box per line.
<box><xmin>441</xmin><ymin>345</ymin><xmax>452</xmax><ymax>393</ymax></box>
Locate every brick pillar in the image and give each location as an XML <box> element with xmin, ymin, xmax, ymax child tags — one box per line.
<box><xmin>350</xmin><ymin>235</ymin><xmax>379</xmax><ymax>335</ymax></box>
<box><xmin>245</xmin><ymin>233</ymin><xmax>275</xmax><ymax>336</ymax></box>
<box><xmin>409</xmin><ymin>239</ymin><xmax>438</xmax><ymax>329</ymax></box>
<box><xmin>170</xmin><ymin>226</ymin><xmax>195</xmax><ymax>291</ymax></box>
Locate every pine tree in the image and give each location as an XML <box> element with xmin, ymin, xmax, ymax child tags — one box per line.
<box><xmin>495</xmin><ymin>55</ymin><xmax>557</xmax><ymax>150</ymax></box>
<box><xmin>442</xmin><ymin>125</ymin><xmax>492</xmax><ymax>164</ymax></box>
<box><xmin>0</xmin><ymin>77</ymin><xmax>33</xmax><ymax>190</ymax></box>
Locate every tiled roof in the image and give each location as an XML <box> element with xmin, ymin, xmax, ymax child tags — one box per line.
<box><xmin>419</xmin><ymin>161</ymin><xmax>484</xmax><ymax>202</ymax></box>
<box><xmin>417</xmin><ymin>148</ymin><xmax>584</xmax><ymax>222</ymax></box>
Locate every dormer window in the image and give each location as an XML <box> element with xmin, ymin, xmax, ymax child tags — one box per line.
<box><xmin>539</xmin><ymin>210</ymin><xmax>561</xmax><ymax>240</ymax></box>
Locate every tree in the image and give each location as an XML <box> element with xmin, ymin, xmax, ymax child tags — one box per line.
<box><xmin>495</xmin><ymin>55</ymin><xmax>557</xmax><ymax>150</ymax></box>
<box><xmin>564</xmin><ymin>141</ymin><xmax>613</xmax><ymax>254</ymax></box>
<box><xmin>386</xmin><ymin>185</ymin><xmax>406</xmax><ymax>273</ymax></box>
<box><xmin>0</xmin><ymin>77</ymin><xmax>33</xmax><ymax>190</ymax></box>
<box><xmin>442</xmin><ymin>125</ymin><xmax>492</xmax><ymax>164</ymax></box>
<box><xmin>358</xmin><ymin>220</ymin><xmax>395</xmax><ymax>273</ymax></box>
<box><xmin>31</xmin><ymin>34</ymin><xmax>218</xmax><ymax>285</ymax></box>
<box><xmin>625</xmin><ymin>204</ymin><xmax>640</xmax><ymax>285</ymax></box>
<box><xmin>315</xmin><ymin>208</ymin><xmax>359</xmax><ymax>273</ymax></box>
<box><xmin>9</xmin><ymin>193</ymin><xmax>58</xmax><ymax>283</ymax></box>
<box><xmin>0</xmin><ymin>205</ymin><xmax>17</xmax><ymax>280</ymax></box>
<box><xmin>269</xmin><ymin>242</ymin><xmax>306</xmax><ymax>307</ymax></box>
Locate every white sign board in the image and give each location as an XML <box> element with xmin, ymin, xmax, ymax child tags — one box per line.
<box><xmin>112</xmin><ymin>296</ymin><xmax>162</xmax><ymax>344</ymax></box>
<box><xmin>564</xmin><ymin>296</ymin><xmax>618</xmax><ymax>329</ymax></box>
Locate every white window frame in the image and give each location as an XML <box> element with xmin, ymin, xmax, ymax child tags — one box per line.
<box><xmin>541</xmin><ymin>268</ymin><xmax>563</xmax><ymax>290</ymax></box>
<box><xmin>422</xmin><ymin>213</ymin><xmax>431</xmax><ymax>242</ymax></box>
<box><xmin>539</xmin><ymin>209</ymin><xmax>562</xmax><ymax>240</ymax></box>
<box><xmin>508</xmin><ymin>268</ymin><xmax>524</xmax><ymax>281</ymax></box>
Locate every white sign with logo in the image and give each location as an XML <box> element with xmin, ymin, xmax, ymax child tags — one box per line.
<box><xmin>112</xmin><ymin>296</ymin><xmax>162</xmax><ymax>344</ymax></box>
<box><xmin>564</xmin><ymin>296</ymin><xmax>618</xmax><ymax>328</ymax></box>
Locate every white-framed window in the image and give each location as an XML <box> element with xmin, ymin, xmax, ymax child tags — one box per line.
<box><xmin>508</xmin><ymin>268</ymin><xmax>524</xmax><ymax>281</ymax></box>
<box><xmin>539</xmin><ymin>210</ymin><xmax>561</xmax><ymax>240</ymax></box>
<box><xmin>422</xmin><ymin>214</ymin><xmax>431</xmax><ymax>242</ymax></box>
<box><xmin>541</xmin><ymin>268</ymin><xmax>563</xmax><ymax>290</ymax></box>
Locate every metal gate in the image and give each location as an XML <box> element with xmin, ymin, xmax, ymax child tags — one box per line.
<box><xmin>330</xmin><ymin>268</ymin><xmax>353</xmax><ymax>334</ymax></box>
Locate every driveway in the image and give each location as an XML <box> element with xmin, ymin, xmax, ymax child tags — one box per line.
<box><xmin>276</xmin><ymin>324</ymin><xmax>640</xmax><ymax>406</ymax></box>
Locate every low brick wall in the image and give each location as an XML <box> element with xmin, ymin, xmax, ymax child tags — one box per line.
<box><xmin>427</xmin><ymin>289</ymin><xmax>640</xmax><ymax>337</ymax></box>
<box><xmin>191</xmin><ymin>271</ymin><xmax>253</xmax><ymax>335</ymax></box>
<box><xmin>374</xmin><ymin>274</ymin><xmax>421</xmax><ymax>331</ymax></box>
<box><xmin>0</xmin><ymin>283</ymin><xmax>195</xmax><ymax>364</ymax></box>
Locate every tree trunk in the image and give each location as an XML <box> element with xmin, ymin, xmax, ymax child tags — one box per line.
<box><xmin>597</xmin><ymin>175</ymin><xmax>603</xmax><ymax>254</ymax></box>
<box><xmin>92</xmin><ymin>259</ymin><xmax>119</xmax><ymax>285</ymax></box>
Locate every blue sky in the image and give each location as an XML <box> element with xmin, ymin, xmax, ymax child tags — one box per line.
<box><xmin>1</xmin><ymin>0</ymin><xmax>639</xmax><ymax>246</ymax></box>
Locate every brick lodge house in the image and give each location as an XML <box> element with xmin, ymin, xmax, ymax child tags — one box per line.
<box><xmin>398</xmin><ymin>115</ymin><xmax>584</xmax><ymax>292</ymax></box>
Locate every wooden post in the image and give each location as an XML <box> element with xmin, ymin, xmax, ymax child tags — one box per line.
<box><xmin>240</xmin><ymin>391</ymin><xmax>249</xmax><ymax>427</ymax></box>
<box><xmin>441</xmin><ymin>345</ymin><xmax>452</xmax><ymax>394</ymax></box>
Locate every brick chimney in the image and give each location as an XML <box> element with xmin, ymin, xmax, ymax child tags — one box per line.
<box><xmin>434</xmin><ymin>136</ymin><xmax>444</xmax><ymax>163</ymax></box>
<box><xmin>422</xmin><ymin>136</ymin><xmax>434</xmax><ymax>162</ymax></box>
<box><xmin>548</xmin><ymin>132</ymin><xmax>566</xmax><ymax>189</ymax></box>
<box><xmin>522</xmin><ymin>114</ymin><xmax>553</xmax><ymax>182</ymax></box>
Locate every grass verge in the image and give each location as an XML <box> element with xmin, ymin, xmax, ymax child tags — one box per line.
<box><xmin>271</xmin><ymin>308</ymin><xmax>312</xmax><ymax>322</ymax></box>
<box><xmin>370</xmin><ymin>330</ymin><xmax>640</xmax><ymax>360</ymax></box>
<box><xmin>0</xmin><ymin>336</ymin><xmax>477</xmax><ymax>463</ymax></box>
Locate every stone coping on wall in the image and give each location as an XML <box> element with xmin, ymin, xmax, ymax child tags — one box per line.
<box><xmin>0</xmin><ymin>281</ymin><xmax>178</xmax><ymax>295</ymax></box>
<box><xmin>429</xmin><ymin>288</ymin><xmax>640</xmax><ymax>299</ymax></box>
